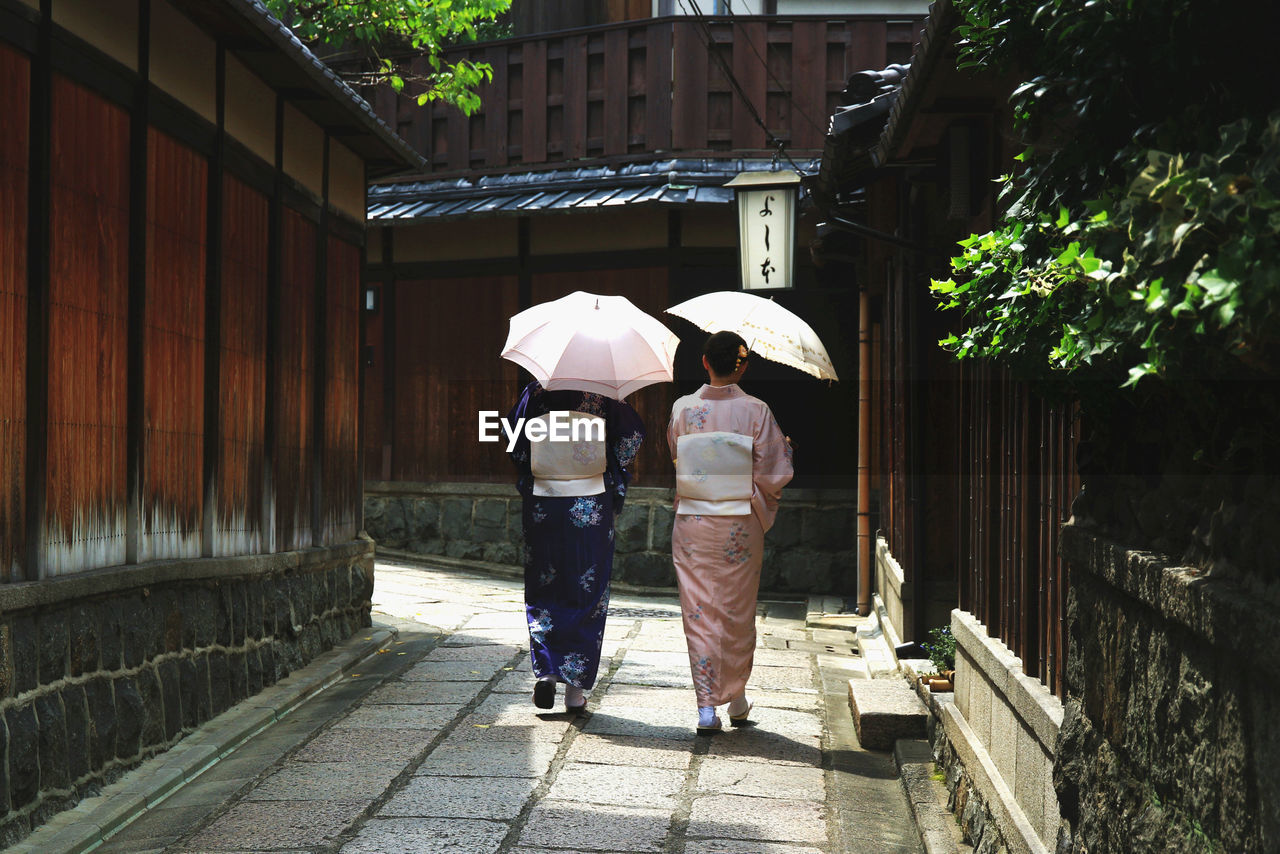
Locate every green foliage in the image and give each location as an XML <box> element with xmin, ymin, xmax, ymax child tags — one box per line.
<box><xmin>265</xmin><ymin>0</ymin><xmax>511</xmax><ymax>115</ymax></box>
<box><xmin>922</xmin><ymin>626</ymin><xmax>955</xmax><ymax>673</ymax></box>
<box><xmin>933</xmin><ymin>1</ymin><xmax>1280</xmax><ymax>401</ymax></box>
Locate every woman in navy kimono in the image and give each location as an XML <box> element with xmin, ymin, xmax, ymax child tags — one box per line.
<box><xmin>508</xmin><ymin>381</ymin><xmax>645</xmax><ymax>712</ymax></box>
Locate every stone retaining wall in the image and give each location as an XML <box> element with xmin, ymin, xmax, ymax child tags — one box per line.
<box><xmin>364</xmin><ymin>482</ymin><xmax>858</xmax><ymax>593</ymax></box>
<box><xmin>0</xmin><ymin>539</ymin><xmax>375</xmax><ymax>847</ymax></box>
<box><xmin>1055</xmin><ymin>524</ymin><xmax>1280</xmax><ymax>854</ymax></box>
<box><xmin>931</xmin><ymin>609</ymin><xmax>1063</xmax><ymax>854</ymax></box>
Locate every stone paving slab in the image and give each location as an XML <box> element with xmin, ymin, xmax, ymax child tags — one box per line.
<box><xmin>748</xmin><ymin>647</ymin><xmax>818</xmax><ymax>667</ymax></box>
<box><xmin>582</xmin><ymin>706</ymin><xmax>701</xmax><ymax>741</ymax></box>
<box><xmin>365</xmin><ymin>679</ymin><xmax>489</xmax><ymax>704</ymax></box>
<box><xmin>598</xmin><ymin>684</ymin><xmax>696</xmax><ymax>709</ymax></box>
<box><xmin>740</xmin><ymin>707</ymin><xmax>826</xmax><ymax>739</ymax></box>
<box><xmin>545</xmin><ymin>762</ymin><xmax>686</xmax><ymax>808</ymax></box>
<box><xmin>687</xmin><ymin>794</ymin><xmax>828</xmax><ymax>844</ymax></box>
<box><xmin>562</xmin><ymin>733</ymin><xmax>694</xmax><ymax>769</ymax></box>
<box><xmin>518</xmin><ymin>802</ymin><xmax>673</xmax><ymax>852</ymax></box>
<box><xmin>449</xmin><ymin>717</ymin><xmax>575</xmax><ymax>743</ymax></box>
<box><xmin>461</xmin><ymin>611</ymin><xmax>530</xmax><ymax>629</ymax></box>
<box><xmin>341</xmin><ymin>817</ymin><xmax>509</xmax><ymax>854</ymax></box>
<box><xmin>749</xmin><ymin>664</ymin><xmax>817</xmax><ymax>690</ymax></box>
<box><xmin>492</xmin><ymin>669</ymin><xmax>538</xmax><ymax>694</ymax></box>
<box><xmin>423</xmin><ymin>642</ymin><xmax>524</xmax><ymax>661</ymax></box>
<box><xmin>704</xmin><ymin>726</ymin><xmax>825</xmax><ymax>767</ymax></box>
<box><xmin>697</xmin><ymin>758</ymin><xmax>827</xmax><ymax>800</ymax></box>
<box><xmin>244</xmin><ymin>761</ymin><xmax>400</xmax><ymax>801</ymax></box>
<box><xmin>443</xmin><ymin>630</ymin><xmax>530</xmax><ymax>647</ymax></box>
<box><xmin>685</xmin><ymin>843</ymin><xmax>827</xmax><ymax>854</ymax></box>
<box><xmin>467</xmin><ymin>694</ymin><xmax>582</xmax><ymax>730</ymax></box>
<box><xmin>611</xmin><ymin>650</ymin><xmax>696</xmax><ymax>687</ymax></box>
<box><xmin>415</xmin><ymin>739</ymin><xmax>560</xmax><ymax>777</ymax></box>
<box><xmin>401</xmin><ymin>659</ymin><xmax>507</xmax><ymax>681</ymax></box>
<box><xmin>180</xmin><ymin>799</ymin><xmax>370</xmax><ymax>849</ymax></box>
<box><xmin>290</xmin><ymin>726</ymin><xmax>437</xmax><ymax>763</ymax></box>
<box><xmin>750</xmin><ymin>687</ymin><xmax>822</xmax><ymax>711</ymax></box>
<box><xmin>332</xmin><ymin>702</ymin><xmax>465</xmax><ymax>729</ymax></box>
<box><xmin>379</xmin><ymin>774</ymin><xmax>539</xmax><ymax>819</ymax></box>
<box><xmin>627</xmin><ymin>635</ymin><xmax>691</xmax><ymax>652</ymax></box>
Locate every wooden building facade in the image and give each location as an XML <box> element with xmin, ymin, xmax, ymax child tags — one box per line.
<box><xmin>361</xmin><ymin>13</ymin><xmax>926</xmax><ymax>490</ymax></box>
<box><xmin>813</xmin><ymin>2</ymin><xmax>1078</xmax><ymax>849</ymax></box>
<box><xmin>0</xmin><ymin>0</ymin><xmax>416</xmax><ymax>841</ymax></box>
<box><xmin>0</xmin><ymin>0</ymin><xmax>417</xmax><ymax>581</ymax></box>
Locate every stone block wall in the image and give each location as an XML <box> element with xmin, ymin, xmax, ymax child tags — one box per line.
<box><xmin>875</xmin><ymin>538</ymin><xmax>960</xmax><ymax>643</ymax></box>
<box><xmin>1055</xmin><ymin>524</ymin><xmax>1280</xmax><ymax>854</ymax></box>
<box><xmin>0</xmin><ymin>540</ymin><xmax>374</xmax><ymax>846</ymax></box>
<box><xmin>936</xmin><ymin>609</ymin><xmax>1063</xmax><ymax>854</ymax></box>
<box><xmin>364</xmin><ymin>482</ymin><xmax>859</xmax><ymax>594</ymax></box>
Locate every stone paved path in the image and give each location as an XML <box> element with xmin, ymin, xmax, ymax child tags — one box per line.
<box><xmin>96</xmin><ymin>560</ymin><xmax>922</xmax><ymax>854</ymax></box>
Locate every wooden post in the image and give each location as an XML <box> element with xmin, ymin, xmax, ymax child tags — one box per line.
<box><xmin>380</xmin><ymin>229</ymin><xmax>395</xmax><ymax>482</ymax></box>
<box><xmin>202</xmin><ymin>42</ymin><xmax>226</xmax><ymax>558</ymax></box>
<box><xmin>311</xmin><ymin>135</ymin><xmax>330</xmax><ymax>546</ymax></box>
<box><xmin>23</xmin><ymin>0</ymin><xmax>52</xmax><ymax>580</ymax></box>
<box><xmin>857</xmin><ymin>290</ymin><xmax>872</xmax><ymax>616</ymax></box>
<box><xmin>262</xmin><ymin>94</ymin><xmax>284</xmax><ymax>553</ymax></box>
<box><xmin>125</xmin><ymin>0</ymin><xmax>151</xmax><ymax>566</ymax></box>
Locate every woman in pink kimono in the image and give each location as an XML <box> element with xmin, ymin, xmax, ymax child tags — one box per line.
<box><xmin>667</xmin><ymin>331</ymin><xmax>794</xmax><ymax>732</ymax></box>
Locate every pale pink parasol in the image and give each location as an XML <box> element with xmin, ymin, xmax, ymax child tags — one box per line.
<box><xmin>501</xmin><ymin>291</ymin><xmax>680</xmax><ymax>399</ymax></box>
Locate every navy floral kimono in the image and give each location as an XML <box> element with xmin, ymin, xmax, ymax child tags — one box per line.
<box><xmin>508</xmin><ymin>382</ymin><xmax>645</xmax><ymax>689</ymax></box>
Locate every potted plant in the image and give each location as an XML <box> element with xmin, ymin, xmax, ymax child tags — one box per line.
<box><xmin>921</xmin><ymin>626</ymin><xmax>956</xmax><ymax>692</ymax></box>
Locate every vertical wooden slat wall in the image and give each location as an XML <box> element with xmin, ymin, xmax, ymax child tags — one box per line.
<box><xmin>142</xmin><ymin>128</ymin><xmax>206</xmax><ymax>562</ymax></box>
<box><xmin>45</xmin><ymin>76</ymin><xmax>130</xmax><ymax>576</ymax></box>
<box><xmin>731</xmin><ymin>21</ymin><xmax>768</xmax><ymax>150</ymax></box>
<box><xmin>323</xmin><ymin>236</ymin><xmax>360</xmax><ymax>542</ymax></box>
<box><xmin>0</xmin><ymin>45</ymin><xmax>28</xmax><ymax>582</ymax></box>
<box><xmin>951</xmin><ymin>358</ymin><xmax>1079</xmax><ymax>698</ymax></box>
<box><xmin>275</xmin><ymin>208</ymin><xmax>316</xmax><ymax>550</ymax></box>
<box><xmin>391</xmin><ymin>276</ymin><xmax>519</xmax><ymax>482</ymax></box>
<box><xmin>1</xmin><ymin>9</ymin><xmax>371</xmax><ymax>581</ymax></box>
<box><xmin>399</xmin><ymin>19</ymin><xmax>922</xmax><ymax>173</ymax></box>
<box><xmin>216</xmin><ymin>175</ymin><xmax>268</xmax><ymax>556</ymax></box>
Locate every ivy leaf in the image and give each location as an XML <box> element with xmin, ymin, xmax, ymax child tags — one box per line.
<box><xmin>1122</xmin><ymin>363</ymin><xmax>1156</xmax><ymax>388</ymax></box>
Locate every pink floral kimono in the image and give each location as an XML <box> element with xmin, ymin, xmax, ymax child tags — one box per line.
<box><xmin>667</xmin><ymin>383</ymin><xmax>793</xmax><ymax>707</ymax></box>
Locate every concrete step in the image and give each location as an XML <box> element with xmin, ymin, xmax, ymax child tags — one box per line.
<box><xmin>847</xmin><ymin>677</ymin><xmax>928</xmax><ymax>751</ymax></box>
<box><xmin>855</xmin><ymin>607</ymin><xmax>899</xmax><ymax>678</ymax></box>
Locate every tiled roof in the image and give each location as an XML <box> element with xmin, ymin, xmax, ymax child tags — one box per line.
<box><xmin>811</xmin><ymin>0</ymin><xmax>963</xmax><ymax>206</ymax></box>
<box><xmin>870</xmin><ymin>0</ymin><xmax>961</xmax><ymax>166</ymax></box>
<box><xmin>173</xmin><ymin>0</ymin><xmax>425</xmax><ymax>176</ymax></box>
<box><xmin>368</xmin><ymin>158</ymin><xmax>821</xmax><ymax>222</ymax></box>
<box><xmin>812</xmin><ymin>63</ymin><xmax>911</xmax><ymax>207</ymax></box>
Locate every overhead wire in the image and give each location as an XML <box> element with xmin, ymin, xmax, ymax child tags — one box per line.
<box><xmin>675</xmin><ymin>0</ymin><xmax>810</xmax><ymax>176</ymax></box>
<box><xmin>720</xmin><ymin>3</ymin><xmax>830</xmax><ymax>141</ymax></box>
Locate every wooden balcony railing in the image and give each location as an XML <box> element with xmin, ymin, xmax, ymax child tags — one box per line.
<box><xmin>370</xmin><ymin>16</ymin><xmax>924</xmax><ymax>175</ymax></box>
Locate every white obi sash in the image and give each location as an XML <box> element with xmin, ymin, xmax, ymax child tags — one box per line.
<box><xmin>675</xmin><ymin>431</ymin><xmax>753</xmax><ymax>515</ymax></box>
<box><xmin>530</xmin><ymin>411</ymin><xmax>608</xmax><ymax>497</ymax></box>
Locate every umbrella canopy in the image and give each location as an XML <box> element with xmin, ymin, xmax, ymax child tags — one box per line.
<box><xmin>666</xmin><ymin>291</ymin><xmax>839</xmax><ymax>381</ymax></box>
<box><xmin>501</xmin><ymin>291</ymin><xmax>680</xmax><ymax>399</ymax></box>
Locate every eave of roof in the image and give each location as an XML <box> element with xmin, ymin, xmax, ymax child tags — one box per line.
<box><xmin>812</xmin><ymin>63</ymin><xmax>911</xmax><ymax>209</ymax></box>
<box><xmin>170</xmin><ymin>0</ymin><xmax>425</xmax><ymax>177</ymax></box>
<box><xmin>870</xmin><ymin>0</ymin><xmax>962</xmax><ymax>167</ymax></box>
<box><xmin>368</xmin><ymin>158</ymin><xmax>821</xmax><ymax>223</ymax></box>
